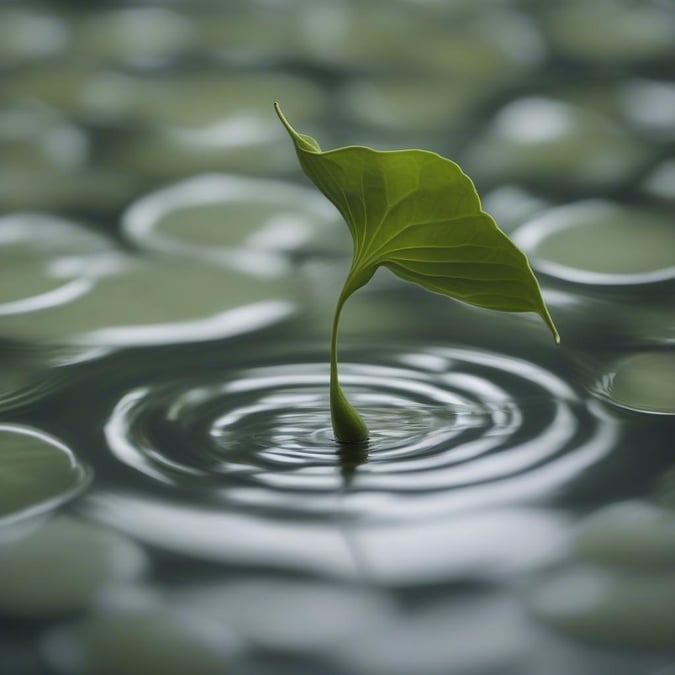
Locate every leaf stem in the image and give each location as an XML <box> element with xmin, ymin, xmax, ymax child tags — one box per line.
<box><xmin>329</xmin><ymin>275</ymin><xmax>370</xmax><ymax>444</ymax></box>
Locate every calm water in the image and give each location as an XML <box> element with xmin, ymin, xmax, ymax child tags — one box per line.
<box><xmin>1</xmin><ymin>1</ymin><xmax>674</xmax><ymax>674</ymax></box>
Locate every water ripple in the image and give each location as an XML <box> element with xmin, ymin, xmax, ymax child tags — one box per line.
<box><xmin>105</xmin><ymin>346</ymin><xmax>616</xmax><ymax>520</ymax></box>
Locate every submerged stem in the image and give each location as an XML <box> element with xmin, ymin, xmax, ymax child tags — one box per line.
<box><xmin>329</xmin><ymin>274</ymin><xmax>371</xmax><ymax>444</ymax></box>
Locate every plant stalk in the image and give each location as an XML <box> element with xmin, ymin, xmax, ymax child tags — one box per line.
<box><xmin>329</xmin><ymin>283</ymin><xmax>369</xmax><ymax>444</ymax></box>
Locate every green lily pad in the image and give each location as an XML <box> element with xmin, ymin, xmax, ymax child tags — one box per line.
<box><xmin>530</xmin><ymin>564</ymin><xmax>675</xmax><ymax>648</ymax></box>
<box><xmin>542</xmin><ymin>1</ymin><xmax>675</xmax><ymax>65</ymax></box>
<box><xmin>339</xmin><ymin>75</ymin><xmax>489</xmax><ymax>134</ymax></box>
<box><xmin>0</xmin><ymin>213</ymin><xmax>115</xmax><ymax>261</ymax></box>
<box><xmin>196</xmin><ymin>6</ymin><xmax>300</xmax><ymax>64</ymax></box>
<box><xmin>0</xmin><ymin>214</ymin><xmax>116</xmax><ymax>317</ymax></box>
<box><xmin>0</xmin><ymin>255</ymin><xmax>296</xmax><ymax>347</ymax></box>
<box><xmin>122</xmin><ymin>174</ymin><xmax>345</xmax><ymax>260</ymax></box>
<box><xmin>513</xmin><ymin>200</ymin><xmax>675</xmax><ymax>286</ymax></box>
<box><xmin>0</xmin><ymin>425</ymin><xmax>90</xmax><ymax>525</ymax></box>
<box><xmin>620</xmin><ymin>79</ymin><xmax>675</xmax><ymax>138</ymax></box>
<box><xmin>0</xmin><ymin>7</ymin><xmax>67</xmax><ymax>67</ymax></box>
<box><xmin>0</xmin><ymin>167</ymin><xmax>140</xmax><ymax>212</ymax></box>
<box><xmin>0</xmin><ymin>103</ymin><xmax>88</xmax><ymax>171</ymax></box>
<box><xmin>595</xmin><ymin>352</ymin><xmax>675</xmax><ymax>415</ymax></box>
<box><xmin>0</xmin><ymin>516</ymin><xmax>146</xmax><ymax>617</ymax></box>
<box><xmin>643</xmin><ymin>159</ymin><xmax>675</xmax><ymax>203</ymax></box>
<box><xmin>42</xmin><ymin>608</ymin><xmax>236</xmax><ymax>675</ymax></box>
<box><xmin>462</xmin><ymin>98</ymin><xmax>648</xmax><ymax>190</ymax></box>
<box><xmin>574</xmin><ymin>500</ymin><xmax>675</xmax><ymax>568</ymax></box>
<box><xmin>0</xmin><ymin>353</ymin><xmax>64</xmax><ymax>412</ymax></box>
<box><xmin>104</xmin><ymin>71</ymin><xmax>326</xmax><ymax>178</ymax></box>
<box><xmin>298</xmin><ymin>4</ymin><xmax>543</xmax><ymax>80</ymax></box>
<box><xmin>74</xmin><ymin>7</ymin><xmax>194</xmax><ymax>66</ymax></box>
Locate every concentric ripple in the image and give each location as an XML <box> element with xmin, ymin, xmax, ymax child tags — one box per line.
<box><xmin>105</xmin><ymin>346</ymin><xmax>616</xmax><ymax>519</ymax></box>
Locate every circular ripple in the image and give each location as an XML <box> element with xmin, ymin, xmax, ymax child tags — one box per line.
<box><xmin>105</xmin><ymin>346</ymin><xmax>615</xmax><ymax>519</ymax></box>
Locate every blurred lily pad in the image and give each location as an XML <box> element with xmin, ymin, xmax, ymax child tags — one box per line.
<box><xmin>619</xmin><ymin>80</ymin><xmax>675</xmax><ymax>139</ymax></box>
<box><xmin>642</xmin><ymin>159</ymin><xmax>675</xmax><ymax>204</ymax></box>
<box><xmin>0</xmin><ymin>255</ymin><xmax>296</xmax><ymax>348</ymax></box>
<box><xmin>0</xmin><ymin>8</ymin><xmax>68</xmax><ymax>67</ymax></box>
<box><xmin>0</xmin><ymin>167</ymin><xmax>140</xmax><ymax>212</ymax></box>
<box><xmin>196</xmin><ymin>5</ymin><xmax>301</xmax><ymax>64</ymax></box>
<box><xmin>0</xmin><ymin>213</ymin><xmax>114</xmax><ymax>260</ymax></box>
<box><xmin>297</xmin><ymin>3</ymin><xmax>543</xmax><ymax>81</ymax></box>
<box><xmin>592</xmin><ymin>352</ymin><xmax>675</xmax><ymax>415</ymax></box>
<box><xmin>462</xmin><ymin>98</ymin><xmax>649</xmax><ymax>191</ymax></box>
<box><xmin>0</xmin><ymin>353</ymin><xmax>66</xmax><ymax>412</ymax></box>
<box><xmin>0</xmin><ymin>425</ymin><xmax>90</xmax><ymax>526</ymax></box>
<box><xmin>574</xmin><ymin>500</ymin><xmax>675</xmax><ymax>567</ymax></box>
<box><xmin>42</xmin><ymin>608</ymin><xmax>236</xmax><ymax>675</ymax></box>
<box><xmin>108</xmin><ymin>72</ymin><xmax>326</xmax><ymax>178</ymax></box>
<box><xmin>512</xmin><ymin>200</ymin><xmax>675</xmax><ymax>286</ymax></box>
<box><xmin>0</xmin><ymin>516</ymin><xmax>145</xmax><ymax>617</ymax></box>
<box><xmin>0</xmin><ymin>103</ymin><xmax>88</xmax><ymax>170</ymax></box>
<box><xmin>0</xmin><ymin>214</ymin><xmax>114</xmax><ymax>317</ymax></box>
<box><xmin>3</xmin><ymin>67</ymin><xmax>324</xmax><ymax>131</ymax></box>
<box><xmin>73</xmin><ymin>7</ymin><xmax>195</xmax><ymax>67</ymax></box>
<box><xmin>542</xmin><ymin>1</ymin><xmax>675</xmax><ymax>65</ymax></box>
<box><xmin>529</xmin><ymin>564</ymin><xmax>675</xmax><ymax>648</ymax></box>
<box><xmin>339</xmin><ymin>75</ymin><xmax>489</xmax><ymax>134</ymax></box>
<box><xmin>122</xmin><ymin>174</ymin><xmax>345</xmax><ymax>262</ymax></box>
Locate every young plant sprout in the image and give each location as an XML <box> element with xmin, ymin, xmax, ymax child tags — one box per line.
<box><xmin>275</xmin><ymin>103</ymin><xmax>559</xmax><ymax>444</ymax></box>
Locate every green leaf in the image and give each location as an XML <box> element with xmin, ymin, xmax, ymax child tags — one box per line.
<box><xmin>275</xmin><ymin>103</ymin><xmax>559</xmax><ymax>443</ymax></box>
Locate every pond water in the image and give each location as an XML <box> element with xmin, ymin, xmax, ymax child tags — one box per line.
<box><xmin>1</xmin><ymin>1</ymin><xmax>674</xmax><ymax>673</ymax></box>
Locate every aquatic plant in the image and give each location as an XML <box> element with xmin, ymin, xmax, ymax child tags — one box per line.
<box><xmin>275</xmin><ymin>103</ymin><xmax>559</xmax><ymax>443</ymax></box>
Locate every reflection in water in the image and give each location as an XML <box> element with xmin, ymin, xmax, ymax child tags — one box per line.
<box><xmin>86</xmin><ymin>345</ymin><xmax>620</xmax><ymax>582</ymax></box>
<box><xmin>105</xmin><ymin>346</ymin><xmax>616</xmax><ymax>519</ymax></box>
<box><xmin>171</xmin><ymin>578</ymin><xmax>394</xmax><ymax>652</ymax></box>
<box><xmin>335</xmin><ymin>592</ymin><xmax>529</xmax><ymax>675</ymax></box>
<box><xmin>83</xmin><ymin>493</ymin><xmax>572</xmax><ymax>585</ymax></box>
<box><xmin>84</xmin><ymin>493</ymin><xmax>359</xmax><ymax>577</ymax></box>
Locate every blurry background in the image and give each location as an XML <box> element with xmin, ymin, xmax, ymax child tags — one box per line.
<box><xmin>0</xmin><ymin>1</ymin><xmax>674</xmax><ymax>674</ymax></box>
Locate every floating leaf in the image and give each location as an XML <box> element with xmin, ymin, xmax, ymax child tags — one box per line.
<box><xmin>275</xmin><ymin>103</ymin><xmax>558</xmax><ymax>443</ymax></box>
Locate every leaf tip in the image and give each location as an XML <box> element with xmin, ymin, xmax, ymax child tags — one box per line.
<box><xmin>543</xmin><ymin>308</ymin><xmax>560</xmax><ymax>345</ymax></box>
<box><xmin>274</xmin><ymin>102</ymin><xmax>321</xmax><ymax>153</ymax></box>
<box><xmin>274</xmin><ymin>101</ymin><xmax>291</xmax><ymax>133</ymax></box>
